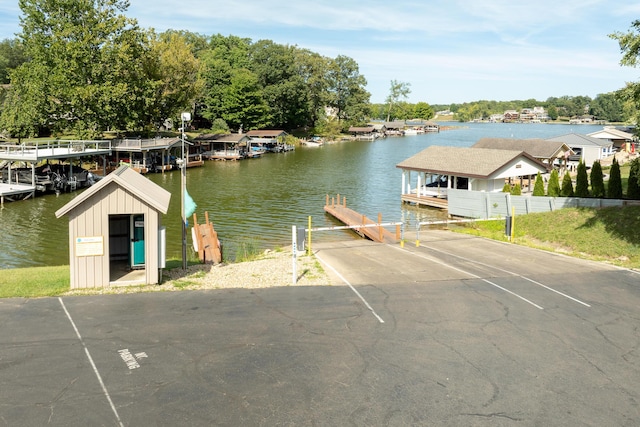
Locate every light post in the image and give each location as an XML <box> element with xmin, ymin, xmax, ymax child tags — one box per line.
<box><xmin>180</xmin><ymin>112</ymin><xmax>191</xmax><ymax>269</ymax></box>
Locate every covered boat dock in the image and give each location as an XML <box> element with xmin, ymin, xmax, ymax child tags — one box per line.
<box><xmin>0</xmin><ymin>140</ymin><xmax>112</xmax><ymax>202</ymax></box>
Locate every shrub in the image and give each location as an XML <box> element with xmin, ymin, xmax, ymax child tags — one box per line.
<box><xmin>560</xmin><ymin>172</ymin><xmax>574</xmax><ymax>197</ymax></box>
<box><xmin>547</xmin><ymin>169</ymin><xmax>560</xmax><ymax>197</ymax></box>
<box><xmin>533</xmin><ymin>172</ymin><xmax>545</xmax><ymax>196</ymax></box>
<box><xmin>607</xmin><ymin>157</ymin><xmax>623</xmax><ymax>199</ymax></box>
<box><xmin>575</xmin><ymin>161</ymin><xmax>590</xmax><ymax>197</ymax></box>
<box><xmin>511</xmin><ymin>183</ymin><xmax>522</xmax><ymax>195</ymax></box>
<box><xmin>627</xmin><ymin>158</ymin><xmax>640</xmax><ymax>199</ymax></box>
<box><xmin>590</xmin><ymin>161</ymin><xmax>605</xmax><ymax>198</ymax></box>
<box><xmin>502</xmin><ymin>182</ymin><xmax>511</xmax><ymax>193</ymax></box>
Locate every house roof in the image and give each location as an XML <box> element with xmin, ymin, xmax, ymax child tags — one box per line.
<box><xmin>587</xmin><ymin>127</ymin><xmax>635</xmax><ymax>141</ymax></box>
<box><xmin>472</xmin><ymin>137</ymin><xmax>573</xmax><ymax>159</ymax></box>
<box><xmin>396</xmin><ymin>146</ymin><xmax>548</xmax><ymax>179</ymax></box>
<box><xmin>55</xmin><ymin>165</ymin><xmax>171</xmax><ymax>218</ymax></box>
<box><xmin>245</xmin><ymin>130</ymin><xmax>288</xmax><ymax>138</ymax></box>
<box><xmin>546</xmin><ymin>133</ymin><xmax>612</xmax><ymax>148</ymax></box>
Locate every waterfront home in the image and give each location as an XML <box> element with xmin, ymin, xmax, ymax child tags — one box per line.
<box><xmin>546</xmin><ymin>133</ymin><xmax>614</xmax><ymax>167</ymax></box>
<box><xmin>471</xmin><ymin>137</ymin><xmax>573</xmax><ymax>171</ymax></box>
<box><xmin>587</xmin><ymin>127</ymin><xmax>636</xmax><ymax>153</ymax></box>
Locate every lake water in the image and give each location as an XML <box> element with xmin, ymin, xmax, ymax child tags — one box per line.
<box><xmin>0</xmin><ymin>122</ymin><xmax>604</xmax><ymax>269</ymax></box>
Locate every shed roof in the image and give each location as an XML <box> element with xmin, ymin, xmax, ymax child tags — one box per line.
<box><xmin>396</xmin><ymin>146</ymin><xmax>548</xmax><ymax>178</ymax></box>
<box><xmin>472</xmin><ymin>137</ymin><xmax>572</xmax><ymax>158</ymax></box>
<box><xmin>349</xmin><ymin>126</ymin><xmax>375</xmax><ymax>133</ymax></box>
<box><xmin>245</xmin><ymin>130</ymin><xmax>288</xmax><ymax>138</ymax></box>
<box><xmin>55</xmin><ymin>165</ymin><xmax>171</xmax><ymax>218</ymax></box>
<box><xmin>546</xmin><ymin>133</ymin><xmax>612</xmax><ymax>148</ymax></box>
<box><xmin>193</xmin><ymin>133</ymin><xmax>250</xmax><ymax>143</ymax></box>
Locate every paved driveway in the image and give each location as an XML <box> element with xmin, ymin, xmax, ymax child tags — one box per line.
<box><xmin>2</xmin><ymin>231</ymin><xmax>639</xmax><ymax>426</ymax></box>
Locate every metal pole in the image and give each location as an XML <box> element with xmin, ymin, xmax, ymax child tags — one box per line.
<box><xmin>292</xmin><ymin>225</ymin><xmax>297</xmax><ymax>285</ymax></box>
<box><xmin>181</xmin><ymin>116</ymin><xmax>187</xmax><ymax>269</ymax></box>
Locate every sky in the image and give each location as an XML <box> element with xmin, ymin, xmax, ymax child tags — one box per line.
<box><xmin>1</xmin><ymin>0</ymin><xmax>640</xmax><ymax>105</ymax></box>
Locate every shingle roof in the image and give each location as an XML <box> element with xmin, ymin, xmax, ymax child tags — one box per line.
<box><xmin>546</xmin><ymin>133</ymin><xmax>612</xmax><ymax>147</ymax></box>
<box><xmin>396</xmin><ymin>146</ymin><xmax>547</xmax><ymax>178</ymax></box>
<box><xmin>472</xmin><ymin>137</ymin><xmax>571</xmax><ymax>158</ymax></box>
<box><xmin>193</xmin><ymin>133</ymin><xmax>249</xmax><ymax>143</ymax></box>
<box><xmin>55</xmin><ymin>165</ymin><xmax>171</xmax><ymax>217</ymax></box>
<box><xmin>245</xmin><ymin>130</ymin><xmax>287</xmax><ymax>138</ymax></box>
<box><xmin>588</xmin><ymin>128</ymin><xmax>635</xmax><ymax>140</ymax></box>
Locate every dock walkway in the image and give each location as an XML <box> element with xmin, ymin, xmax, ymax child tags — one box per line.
<box><xmin>323</xmin><ymin>194</ymin><xmax>399</xmax><ymax>244</ymax></box>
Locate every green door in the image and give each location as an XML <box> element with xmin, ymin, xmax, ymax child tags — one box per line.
<box><xmin>131</xmin><ymin>215</ymin><xmax>145</xmax><ymax>267</ymax></box>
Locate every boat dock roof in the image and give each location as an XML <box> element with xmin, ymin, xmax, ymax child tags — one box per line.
<box><xmin>0</xmin><ymin>141</ymin><xmax>112</xmax><ymax>162</ymax></box>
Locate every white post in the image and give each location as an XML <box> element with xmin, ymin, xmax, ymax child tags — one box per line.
<box><xmin>401</xmin><ymin>171</ymin><xmax>406</xmax><ymax>195</ymax></box>
<box><xmin>292</xmin><ymin>225</ymin><xmax>297</xmax><ymax>285</ymax></box>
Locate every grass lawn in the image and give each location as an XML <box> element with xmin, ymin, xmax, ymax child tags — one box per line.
<box><xmin>453</xmin><ymin>206</ymin><xmax>640</xmax><ymax>269</ymax></box>
<box><xmin>2</xmin><ymin>207</ymin><xmax>639</xmax><ymax>298</ymax></box>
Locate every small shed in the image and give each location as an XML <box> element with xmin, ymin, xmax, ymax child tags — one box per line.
<box><xmin>55</xmin><ymin>165</ymin><xmax>171</xmax><ymax>289</ymax></box>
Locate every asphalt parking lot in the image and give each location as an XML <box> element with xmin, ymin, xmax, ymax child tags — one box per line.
<box><xmin>1</xmin><ymin>230</ymin><xmax>639</xmax><ymax>426</ymax></box>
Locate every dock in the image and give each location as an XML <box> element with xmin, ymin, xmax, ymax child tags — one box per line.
<box><xmin>192</xmin><ymin>212</ymin><xmax>222</xmax><ymax>264</ymax></box>
<box><xmin>323</xmin><ymin>194</ymin><xmax>399</xmax><ymax>244</ymax></box>
<box><xmin>401</xmin><ymin>193</ymin><xmax>449</xmax><ymax>210</ymax></box>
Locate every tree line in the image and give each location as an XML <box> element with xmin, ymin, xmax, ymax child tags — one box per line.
<box><xmin>0</xmin><ymin>0</ymin><xmax>370</xmax><ymax>140</ymax></box>
<box><xmin>2</xmin><ymin>1</ymin><xmax>640</xmax><ymax>140</ymax></box>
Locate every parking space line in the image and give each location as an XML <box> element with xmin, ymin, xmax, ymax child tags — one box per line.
<box><xmin>389</xmin><ymin>245</ymin><xmax>544</xmax><ymax>310</ymax></box>
<box><xmin>58</xmin><ymin>298</ymin><xmax>124</xmax><ymax>427</ymax></box>
<box><xmin>411</xmin><ymin>244</ymin><xmax>591</xmax><ymax>307</ymax></box>
<box><xmin>314</xmin><ymin>253</ymin><xmax>385</xmax><ymax>324</ymax></box>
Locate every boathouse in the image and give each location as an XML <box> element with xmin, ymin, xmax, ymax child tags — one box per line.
<box><xmin>396</xmin><ymin>145</ymin><xmax>549</xmax><ymax>208</ymax></box>
<box><xmin>55</xmin><ymin>165</ymin><xmax>171</xmax><ymax>289</ymax></box>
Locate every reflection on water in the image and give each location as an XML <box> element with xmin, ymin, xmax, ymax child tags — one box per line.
<box><xmin>0</xmin><ymin>122</ymin><xmax>604</xmax><ymax>268</ymax></box>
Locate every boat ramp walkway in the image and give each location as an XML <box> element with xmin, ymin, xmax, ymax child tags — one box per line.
<box><xmin>323</xmin><ymin>194</ymin><xmax>400</xmax><ymax>244</ymax></box>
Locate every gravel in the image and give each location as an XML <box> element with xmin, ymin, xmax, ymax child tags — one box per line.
<box><xmin>64</xmin><ymin>249</ymin><xmax>332</xmax><ymax>296</ymax></box>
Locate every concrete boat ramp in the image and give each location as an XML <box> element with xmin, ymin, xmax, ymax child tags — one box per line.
<box><xmin>2</xmin><ymin>231</ymin><xmax>639</xmax><ymax>425</ymax></box>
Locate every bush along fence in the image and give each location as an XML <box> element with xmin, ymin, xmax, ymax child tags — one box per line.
<box><xmin>447</xmin><ymin>188</ymin><xmax>640</xmax><ymax>220</ymax></box>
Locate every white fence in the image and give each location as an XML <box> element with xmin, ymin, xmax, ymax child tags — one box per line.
<box><xmin>447</xmin><ymin>188</ymin><xmax>639</xmax><ymax>219</ymax></box>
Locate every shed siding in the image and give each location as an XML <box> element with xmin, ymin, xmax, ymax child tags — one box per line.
<box><xmin>67</xmin><ymin>183</ymin><xmax>161</xmax><ymax>289</ymax></box>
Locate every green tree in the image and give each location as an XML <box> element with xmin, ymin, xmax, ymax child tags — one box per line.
<box><xmin>326</xmin><ymin>55</ymin><xmax>370</xmax><ymax>127</ymax></box>
<box><xmin>145</xmin><ymin>30</ymin><xmax>203</xmax><ymax>130</ymax></box>
<box><xmin>221</xmin><ymin>68</ymin><xmax>271</xmax><ymax>130</ymax></box>
<box><xmin>8</xmin><ymin>0</ymin><xmax>150</xmax><ymax>137</ymax></box>
<box><xmin>0</xmin><ymin>38</ymin><xmax>27</xmax><ymax>84</ymax></box>
<box><xmin>560</xmin><ymin>172</ymin><xmax>574</xmax><ymax>197</ymax></box>
<box><xmin>607</xmin><ymin>157</ymin><xmax>623</xmax><ymax>199</ymax></box>
<box><xmin>547</xmin><ymin>105</ymin><xmax>559</xmax><ymax>120</ymax></box>
<box><xmin>547</xmin><ymin>169</ymin><xmax>560</xmax><ymax>196</ymax></box>
<box><xmin>249</xmin><ymin>40</ymin><xmax>308</xmax><ymax>129</ymax></box>
<box><xmin>627</xmin><ymin>158</ymin><xmax>640</xmax><ymax>199</ymax></box>
<box><xmin>413</xmin><ymin>102</ymin><xmax>434</xmax><ymax>120</ymax></box>
<box><xmin>502</xmin><ymin>182</ymin><xmax>511</xmax><ymax>192</ymax></box>
<box><xmin>590</xmin><ymin>92</ymin><xmax>624</xmax><ymax>122</ymax></box>
<box><xmin>511</xmin><ymin>183</ymin><xmax>522</xmax><ymax>195</ymax></box>
<box><xmin>0</xmin><ymin>62</ymin><xmax>49</xmax><ymax>140</ymax></box>
<box><xmin>610</xmin><ymin>21</ymin><xmax>640</xmax><ymax>125</ymax></box>
<box><xmin>575</xmin><ymin>161</ymin><xmax>590</xmax><ymax>197</ymax></box>
<box><xmin>533</xmin><ymin>173</ymin><xmax>545</xmax><ymax>196</ymax></box>
<box><xmin>385</xmin><ymin>80</ymin><xmax>411</xmax><ymax>121</ymax></box>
